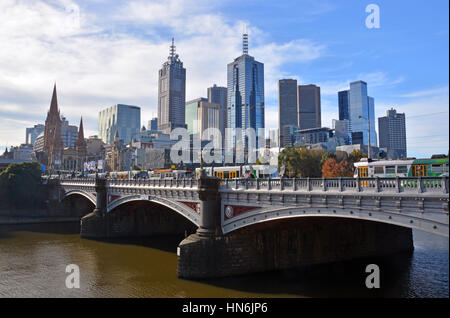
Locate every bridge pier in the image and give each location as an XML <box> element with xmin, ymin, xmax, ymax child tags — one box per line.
<box><xmin>80</xmin><ymin>177</ymin><xmax>108</xmax><ymax>238</ymax></box>
<box><xmin>178</xmin><ymin>216</ymin><xmax>414</xmax><ymax>279</ymax></box>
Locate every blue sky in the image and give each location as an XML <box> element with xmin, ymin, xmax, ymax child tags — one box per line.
<box><xmin>0</xmin><ymin>0</ymin><xmax>448</xmax><ymax>158</ymax></box>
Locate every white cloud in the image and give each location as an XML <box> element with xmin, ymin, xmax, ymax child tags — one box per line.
<box><xmin>0</xmin><ymin>0</ymin><xmax>325</xmax><ymax>149</ymax></box>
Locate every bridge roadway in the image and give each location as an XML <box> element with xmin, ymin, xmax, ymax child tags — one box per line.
<box><xmin>58</xmin><ymin>176</ymin><xmax>449</xmax><ymax>237</ymax></box>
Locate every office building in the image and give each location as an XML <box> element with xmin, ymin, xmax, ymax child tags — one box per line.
<box><xmin>340</xmin><ymin>80</ymin><xmax>377</xmax><ymax>147</ymax></box>
<box><xmin>148</xmin><ymin>117</ymin><xmax>158</xmax><ymax>131</ymax></box>
<box><xmin>98</xmin><ymin>104</ymin><xmax>141</xmax><ymax>144</ymax></box>
<box><xmin>333</xmin><ymin>119</ymin><xmax>352</xmax><ymax>145</ymax></box>
<box><xmin>298</xmin><ymin>84</ymin><xmax>321</xmax><ymax>130</ymax></box>
<box><xmin>26</xmin><ymin>124</ymin><xmax>45</xmax><ymax>145</ymax></box>
<box><xmin>157</xmin><ymin>38</ymin><xmax>186</xmax><ymax>134</ymax></box>
<box><xmin>186</xmin><ymin>98</ymin><xmax>221</xmax><ymax>140</ymax></box>
<box><xmin>378</xmin><ymin>108</ymin><xmax>407</xmax><ymax>159</ymax></box>
<box><xmin>207</xmin><ymin>84</ymin><xmax>227</xmax><ymax>143</ymax></box>
<box><xmin>278</xmin><ymin>79</ymin><xmax>298</xmax><ymax>147</ymax></box>
<box><xmin>61</xmin><ymin>116</ymin><xmax>78</xmax><ymax>148</ymax></box>
<box><xmin>227</xmin><ymin>32</ymin><xmax>265</xmax><ymax>150</ymax></box>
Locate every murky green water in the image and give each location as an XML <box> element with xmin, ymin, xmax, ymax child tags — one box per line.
<box><xmin>0</xmin><ymin>222</ymin><xmax>448</xmax><ymax>298</ymax></box>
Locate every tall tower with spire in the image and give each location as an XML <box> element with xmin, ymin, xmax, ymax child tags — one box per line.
<box><xmin>157</xmin><ymin>38</ymin><xmax>187</xmax><ymax>134</ymax></box>
<box><xmin>43</xmin><ymin>84</ymin><xmax>63</xmax><ymax>169</ymax></box>
<box><xmin>226</xmin><ymin>30</ymin><xmax>265</xmax><ymax>155</ymax></box>
<box><xmin>75</xmin><ymin>117</ymin><xmax>87</xmax><ymax>170</ymax></box>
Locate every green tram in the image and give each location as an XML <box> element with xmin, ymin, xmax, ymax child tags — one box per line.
<box><xmin>353</xmin><ymin>157</ymin><xmax>449</xmax><ymax>178</ymax></box>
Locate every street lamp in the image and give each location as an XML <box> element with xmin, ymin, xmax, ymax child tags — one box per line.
<box><xmin>358</xmin><ymin>115</ymin><xmax>371</xmax><ymax>159</ymax></box>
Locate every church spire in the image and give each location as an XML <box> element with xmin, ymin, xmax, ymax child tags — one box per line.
<box><xmin>49</xmin><ymin>83</ymin><xmax>59</xmax><ymax>115</ymax></box>
<box><xmin>77</xmin><ymin>117</ymin><xmax>85</xmax><ymax>141</ymax></box>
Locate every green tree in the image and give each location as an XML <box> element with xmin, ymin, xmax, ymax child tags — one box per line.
<box><xmin>320</xmin><ymin>152</ymin><xmax>337</xmax><ymax>168</ymax></box>
<box><xmin>0</xmin><ymin>162</ymin><xmax>42</xmax><ymax>208</ymax></box>
<box><xmin>278</xmin><ymin>146</ymin><xmax>323</xmax><ymax>178</ymax></box>
<box><xmin>348</xmin><ymin>149</ymin><xmax>367</xmax><ymax>163</ymax></box>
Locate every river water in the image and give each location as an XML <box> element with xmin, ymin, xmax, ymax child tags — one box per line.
<box><xmin>0</xmin><ymin>222</ymin><xmax>447</xmax><ymax>298</ymax></box>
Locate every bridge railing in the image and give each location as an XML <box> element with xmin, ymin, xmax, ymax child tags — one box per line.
<box><xmin>219</xmin><ymin>177</ymin><xmax>448</xmax><ymax>194</ymax></box>
<box><xmin>106</xmin><ymin>178</ymin><xmax>199</xmax><ymax>189</ymax></box>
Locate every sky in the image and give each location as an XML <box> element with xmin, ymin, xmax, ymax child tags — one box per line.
<box><xmin>0</xmin><ymin>0</ymin><xmax>448</xmax><ymax>158</ymax></box>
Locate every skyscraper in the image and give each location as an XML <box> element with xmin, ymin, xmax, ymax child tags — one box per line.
<box><xmin>98</xmin><ymin>104</ymin><xmax>141</xmax><ymax>144</ymax></box>
<box><xmin>26</xmin><ymin>124</ymin><xmax>45</xmax><ymax>145</ymax></box>
<box><xmin>346</xmin><ymin>80</ymin><xmax>377</xmax><ymax>147</ymax></box>
<box><xmin>227</xmin><ymin>32</ymin><xmax>264</xmax><ymax>151</ymax></box>
<box><xmin>278</xmin><ymin>79</ymin><xmax>298</xmax><ymax>147</ymax></box>
<box><xmin>61</xmin><ymin>116</ymin><xmax>78</xmax><ymax>148</ymax></box>
<box><xmin>338</xmin><ymin>90</ymin><xmax>350</xmax><ymax>121</ymax></box>
<box><xmin>378</xmin><ymin>108</ymin><xmax>407</xmax><ymax>159</ymax></box>
<box><xmin>158</xmin><ymin>38</ymin><xmax>186</xmax><ymax>134</ymax></box>
<box><xmin>185</xmin><ymin>98</ymin><xmax>221</xmax><ymax>139</ymax></box>
<box><xmin>298</xmin><ymin>84</ymin><xmax>321</xmax><ymax>130</ymax></box>
<box><xmin>207</xmin><ymin>84</ymin><xmax>227</xmax><ymax>144</ymax></box>
<box><xmin>148</xmin><ymin>117</ymin><xmax>158</xmax><ymax>131</ymax></box>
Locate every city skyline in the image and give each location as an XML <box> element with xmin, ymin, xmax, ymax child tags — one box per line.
<box><xmin>0</xmin><ymin>0</ymin><xmax>448</xmax><ymax>158</ymax></box>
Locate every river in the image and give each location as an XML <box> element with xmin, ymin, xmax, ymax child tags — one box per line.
<box><xmin>0</xmin><ymin>221</ymin><xmax>447</xmax><ymax>298</ymax></box>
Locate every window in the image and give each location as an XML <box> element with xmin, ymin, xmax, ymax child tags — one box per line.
<box><xmin>431</xmin><ymin>164</ymin><xmax>443</xmax><ymax>174</ymax></box>
<box><xmin>374</xmin><ymin>167</ymin><xmax>384</xmax><ymax>174</ymax></box>
<box><xmin>385</xmin><ymin>166</ymin><xmax>395</xmax><ymax>174</ymax></box>
<box><xmin>397</xmin><ymin>165</ymin><xmax>408</xmax><ymax>174</ymax></box>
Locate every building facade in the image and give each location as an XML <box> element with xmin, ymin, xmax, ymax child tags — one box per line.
<box><xmin>227</xmin><ymin>32</ymin><xmax>265</xmax><ymax>151</ymax></box>
<box><xmin>298</xmin><ymin>85</ymin><xmax>321</xmax><ymax>130</ymax></box>
<box><xmin>157</xmin><ymin>38</ymin><xmax>186</xmax><ymax>134</ymax></box>
<box><xmin>186</xmin><ymin>98</ymin><xmax>221</xmax><ymax>140</ymax></box>
<box><xmin>207</xmin><ymin>84</ymin><xmax>227</xmax><ymax>143</ymax></box>
<box><xmin>26</xmin><ymin>124</ymin><xmax>45</xmax><ymax>146</ymax></box>
<box><xmin>148</xmin><ymin>117</ymin><xmax>158</xmax><ymax>131</ymax></box>
<box><xmin>338</xmin><ymin>90</ymin><xmax>350</xmax><ymax>121</ymax></box>
<box><xmin>341</xmin><ymin>80</ymin><xmax>377</xmax><ymax>147</ymax></box>
<box><xmin>378</xmin><ymin>108</ymin><xmax>407</xmax><ymax>159</ymax></box>
<box><xmin>278</xmin><ymin>79</ymin><xmax>298</xmax><ymax>147</ymax></box>
<box><xmin>61</xmin><ymin>116</ymin><xmax>78</xmax><ymax>148</ymax></box>
<box><xmin>98</xmin><ymin>104</ymin><xmax>141</xmax><ymax>144</ymax></box>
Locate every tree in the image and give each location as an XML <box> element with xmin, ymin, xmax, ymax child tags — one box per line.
<box><xmin>348</xmin><ymin>149</ymin><xmax>367</xmax><ymax>163</ymax></box>
<box><xmin>320</xmin><ymin>152</ymin><xmax>337</xmax><ymax>168</ymax></box>
<box><xmin>278</xmin><ymin>146</ymin><xmax>323</xmax><ymax>178</ymax></box>
<box><xmin>337</xmin><ymin>160</ymin><xmax>354</xmax><ymax>177</ymax></box>
<box><xmin>0</xmin><ymin>162</ymin><xmax>42</xmax><ymax>209</ymax></box>
<box><xmin>322</xmin><ymin>158</ymin><xmax>339</xmax><ymax>178</ymax></box>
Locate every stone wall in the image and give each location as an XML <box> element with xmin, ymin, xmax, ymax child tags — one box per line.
<box><xmin>177</xmin><ymin>217</ymin><xmax>414</xmax><ymax>279</ymax></box>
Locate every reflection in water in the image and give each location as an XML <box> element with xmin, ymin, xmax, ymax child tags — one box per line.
<box><xmin>0</xmin><ymin>222</ymin><xmax>448</xmax><ymax>298</ymax></box>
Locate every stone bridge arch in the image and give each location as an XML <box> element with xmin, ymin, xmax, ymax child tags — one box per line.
<box><xmin>107</xmin><ymin>194</ymin><xmax>200</xmax><ymax>227</ymax></box>
<box><xmin>221</xmin><ymin>205</ymin><xmax>448</xmax><ymax>237</ymax></box>
<box><xmin>60</xmin><ymin>191</ymin><xmax>96</xmax><ymax>217</ymax></box>
<box><xmin>62</xmin><ymin>190</ymin><xmax>96</xmax><ymax>206</ymax></box>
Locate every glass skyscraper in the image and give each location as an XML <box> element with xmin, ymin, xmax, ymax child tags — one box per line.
<box><xmin>207</xmin><ymin>84</ymin><xmax>227</xmax><ymax>144</ymax></box>
<box><xmin>297</xmin><ymin>84</ymin><xmax>321</xmax><ymax>130</ymax></box>
<box><xmin>98</xmin><ymin>104</ymin><xmax>141</xmax><ymax>144</ymax></box>
<box><xmin>227</xmin><ymin>33</ymin><xmax>264</xmax><ymax>151</ymax></box>
<box><xmin>340</xmin><ymin>81</ymin><xmax>377</xmax><ymax>147</ymax></box>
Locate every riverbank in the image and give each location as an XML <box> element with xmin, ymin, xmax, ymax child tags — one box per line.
<box><xmin>0</xmin><ymin>216</ymin><xmax>80</xmax><ymax>225</ymax></box>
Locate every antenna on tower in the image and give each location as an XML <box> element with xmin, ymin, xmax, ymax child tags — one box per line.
<box><xmin>170</xmin><ymin>37</ymin><xmax>176</xmax><ymax>58</ymax></box>
<box><xmin>242</xmin><ymin>25</ymin><xmax>248</xmax><ymax>55</ymax></box>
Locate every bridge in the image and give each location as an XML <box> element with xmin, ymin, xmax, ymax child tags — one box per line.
<box><xmin>52</xmin><ymin>175</ymin><xmax>449</xmax><ymax>278</ymax></box>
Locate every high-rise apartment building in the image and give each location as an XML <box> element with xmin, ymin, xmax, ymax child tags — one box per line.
<box><xmin>278</xmin><ymin>79</ymin><xmax>298</xmax><ymax>147</ymax></box>
<box><xmin>298</xmin><ymin>85</ymin><xmax>321</xmax><ymax>130</ymax></box>
<box><xmin>157</xmin><ymin>39</ymin><xmax>186</xmax><ymax>134</ymax></box>
<box><xmin>378</xmin><ymin>108</ymin><xmax>407</xmax><ymax>159</ymax></box>
<box><xmin>227</xmin><ymin>32</ymin><xmax>264</xmax><ymax>150</ymax></box>
<box><xmin>98</xmin><ymin>104</ymin><xmax>141</xmax><ymax>144</ymax></box>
